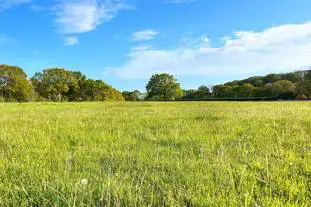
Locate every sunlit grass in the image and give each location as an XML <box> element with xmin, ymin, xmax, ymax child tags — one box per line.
<box><xmin>0</xmin><ymin>102</ymin><xmax>310</xmax><ymax>206</ymax></box>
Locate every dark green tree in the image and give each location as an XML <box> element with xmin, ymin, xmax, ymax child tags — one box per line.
<box><xmin>254</xmin><ymin>84</ymin><xmax>274</xmax><ymax>98</ymax></box>
<box><xmin>212</xmin><ymin>85</ymin><xmax>233</xmax><ymax>98</ymax></box>
<box><xmin>248</xmin><ymin>77</ymin><xmax>265</xmax><ymax>87</ymax></box>
<box><xmin>263</xmin><ymin>74</ymin><xmax>281</xmax><ymax>84</ymax></box>
<box><xmin>67</xmin><ymin>71</ymin><xmax>87</xmax><ymax>101</ymax></box>
<box><xmin>181</xmin><ymin>89</ymin><xmax>197</xmax><ymax>100</ymax></box>
<box><xmin>270</xmin><ymin>80</ymin><xmax>295</xmax><ymax>98</ymax></box>
<box><xmin>146</xmin><ymin>73</ymin><xmax>183</xmax><ymax>101</ymax></box>
<box><xmin>196</xmin><ymin>85</ymin><xmax>211</xmax><ymax>99</ymax></box>
<box><xmin>31</xmin><ymin>68</ymin><xmax>78</xmax><ymax>101</ymax></box>
<box><xmin>122</xmin><ymin>90</ymin><xmax>142</xmax><ymax>101</ymax></box>
<box><xmin>282</xmin><ymin>72</ymin><xmax>303</xmax><ymax>83</ymax></box>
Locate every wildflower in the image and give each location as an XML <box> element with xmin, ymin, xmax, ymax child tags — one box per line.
<box><xmin>80</xmin><ymin>178</ymin><xmax>88</xmax><ymax>185</ymax></box>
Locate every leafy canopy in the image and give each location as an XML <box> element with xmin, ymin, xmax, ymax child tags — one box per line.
<box><xmin>0</xmin><ymin>64</ymin><xmax>33</xmax><ymax>102</ymax></box>
<box><xmin>146</xmin><ymin>73</ymin><xmax>183</xmax><ymax>101</ymax></box>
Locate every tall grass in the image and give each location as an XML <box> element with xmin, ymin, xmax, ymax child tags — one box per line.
<box><xmin>0</xmin><ymin>102</ymin><xmax>310</xmax><ymax>206</ymax></box>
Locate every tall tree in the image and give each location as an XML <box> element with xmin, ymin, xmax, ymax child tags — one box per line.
<box><xmin>196</xmin><ymin>85</ymin><xmax>211</xmax><ymax>99</ymax></box>
<box><xmin>146</xmin><ymin>73</ymin><xmax>183</xmax><ymax>101</ymax></box>
<box><xmin>67</xmin><ymin>71</ymin><xmax>87</xmax><ymax>101</ymax></box>
<box><xmin>31</xmin><ymin>68</ymin><xmax>78</xmax><ymax>101</ymax></box>
<box><xmin>0</xmin><ymin>64</ymin><xmax>33</xmax><ymax>102</ymax></box>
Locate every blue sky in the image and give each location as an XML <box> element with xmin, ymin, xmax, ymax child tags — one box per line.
<box><xmin>1</xmin><ymin>0</ymin><xmax>311</xmax><ymax>91</ymax></box>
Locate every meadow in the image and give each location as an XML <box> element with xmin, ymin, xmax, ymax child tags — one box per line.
<box><xmin>0</xmin><ymin>102</ymin><xmax>311</xmax><ymax>206</ymax></box>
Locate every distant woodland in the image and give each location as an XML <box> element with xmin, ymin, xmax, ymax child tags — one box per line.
<box><xmin>0</xmin><ymin>64</ymin><xmax>310</xmax><ymax>102</ymax></box>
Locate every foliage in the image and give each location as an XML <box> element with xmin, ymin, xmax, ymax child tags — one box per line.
<box><xmin>31</xmin><ymin>68</ymin><xmax>124</xmax><ymax>102</ymax></box>
<box><xmin>146</xmin><ymin>73</ymin><xmax>183</xmax><ymax>101</ymax></box>
<box><xmin>296</xmin><ymin>71</ymin><xmax>311</xmax><ymax>98</ymax></box>
<box><xmin>205</xmin><ymin>70</ymin><xmax>311</xmax><ymax>100</ymax></box>
<box><xmin>212</xmin><ymin>84</ymin><xmax>233</xmax><ymax>98</ymax></box>
<box><xmin>87</xmin><ymin>80</ymin><xmax>124</xmax><ymax>101</ymax></box>
<box><xmin>270</xmin><ymin>80</ymin><xmax>295</xmax><ymax>98</ymax></box>
<box><xmin>0</xmin><ymin>64</ymin><xmax>33</xmax><ymax>102</ymax></box>
<box><xmin>1</xmin><ymin>63</ymin><xmax>310</xmax><ymax>102</ymax></box>
<box><xmin>67</xmin><ymin>71</ymin><xmax>88</xmax><ymax>101</ymax></box>
<box><xmin>103</xmin><ymin>86</ymin><xmax>125</xmax><ymax>101</ymax></box>
<box><xmin>31</xmin><ymin>68</ymin><xmax>78</xmax><ymax>101</ymax></box>
<box><xmin>182</xmin><ymin>85</ymin><xmax>211</xmax><ymax>100</ymax></box>
<box><xmin>122</xmin><ymin>90</ymin><xmax>142</xmax><ymax>101</ymax></box>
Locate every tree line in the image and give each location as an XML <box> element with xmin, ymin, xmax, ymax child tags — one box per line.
<box><xmin>1</xmin><ymin>64</ymin><xmax>310</xmax><ymax>102</ymax></box>
<box><xmin>182</xmin><ymin>70</ymin><xmax>311</xmax><ymax>100</ymax></box>
<box><xmin>0</xmin><ymin>64</ymin><xmax>124</xmax><ymax>102</ymax></box>
<box><xmin>124</xmin><ymin>70</ymin><xmax>311</xmax><ymax>101</ymax></box>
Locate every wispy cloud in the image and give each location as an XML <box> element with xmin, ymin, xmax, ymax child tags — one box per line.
<box><xmin>180</xmin><ymin>35</ymin><xmax>210</xmax><ymax>48</ymax></box>
<box><xmin>64</xmin><ymin>36</ymin><xmax>79</xmax><ymax>45</ymax></box>
<box><xmin>54</xmin><ymin>0</ymin><xmax>128</xmax><ymax>34</ymax></box>
<box><xmin>132</xmin><ymin>30</ymin><xmax>159</xmax><ymax>41</ymax></box>
<box><xmin>132</xmin><ymin>44</ymin><xmax>152</xmax><ymax>52</ymax></box>
<box><xmin>50</xmin><ymin>0</ymin><xmax>129</xmax><ymax>45</ymax></box>
<box><xmin>0</xmin><ymin>0</ymin><xmax>30</xmax><ymax>10</ymax></box>
<box><xmin>108</xmin><ymin>22</ymin><xmax>311</xmax><ymax>79</ymax></box>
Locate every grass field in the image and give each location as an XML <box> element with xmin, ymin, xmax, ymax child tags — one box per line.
<box><xmin>0</xmin><ymin>102</ymin><xmax>311</xmax><ymax>206</ymax></box>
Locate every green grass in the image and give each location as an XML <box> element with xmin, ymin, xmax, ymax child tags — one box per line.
<box><xmin>0</xmin><ymin>102</ymin><xmax>311</xmax><ymax>206</ymax></box>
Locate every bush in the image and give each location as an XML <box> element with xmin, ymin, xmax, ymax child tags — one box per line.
<box><xmin>296</xmin><ymin>94</ymin><xmax>308</xmax><ymax>100</ymax></box>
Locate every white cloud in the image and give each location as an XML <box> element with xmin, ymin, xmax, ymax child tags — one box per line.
<box><xmin>54</xmin><ymin>0</ymin><xmax>128</xmax><ymax>34</ymax></box>
<box><xmin>180</xmin><ymin>35</ymin><xmax>210</xmax><ymax>48</ymax></box>
<box><xmin>0</xmin><ymin>0</ymin><xmax>30</xmax><ymax>10</ymax></box>
<box><xmin>132</xmin><ymin>44</ymin><xmax>152</xmax><ymax>52</ymax></box>
<box><xmin>52</xmin><ymin>0</ymin><xmax>129</xmax><ymax>45</ymax></box>
<box><xmin>132</xmin><ymin>30</ymin><xmax>159</xmax><ymax>41</ymax></box>
<box><xmin>64</xmin><ymin>36</ymin><xmax>79</xmax><ymax>45</ymax></box>
<box><xmin>109</xmin><ymin>22</ymin><xmax>311</xmax><ymax>79</ymax></box>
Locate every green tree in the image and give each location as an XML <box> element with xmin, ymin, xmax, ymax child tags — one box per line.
<box><xmin>122</xmin><ymin>90</ymin><xmax>142</xmax><ymax>101</ymax></box>
<box><xmin>146</xmin><ymin>73</ymin><xmax>183</xmax><ymax>101</ymax></box>
<box><xmin>254</xmin><ymin>84</ymin><xmax>274</xmax><ymax>98</ymax></box>
<box><xmin>31</xmin><ymin>68</ymin><xmax>78</xmax><ymax>101</ymax></box>
<box><xmin>82</xmin><ymin>79</ymin><xmax>124</xmax><ymax>101</ymax></box>
<box><xmin>212</xmin><ymin>85</ymin><xmax>233</xmax><ymax>98</ymax></box>
<box><xmin>240</xmin><ymin>83</ymin><xmax>255</xmax><ymax>97</ymax></box>
<box><xmin>263</xmin><ymin>74</ymin><xmax>281</xmax><ymax>84</ymax></box>
<box><xmin>0</xmin><ymin>64</ymin><xmax>33</xmax><ymax>102</ymax></box>
<box><xmin>282</xmin><ymin>72</ymin><xmax>302</xmax><ymax>83</ymax></box>
<box><xmin>67</xmin><ymin>71</ymin><xmax>87</xmax><ymax>101</ymax></box>
<box><xmin>248</xmin><ymin>77</ymin><xmax>265</xmax><ymax>87</ymax></box>
<box><xmin>181</xmin><ymin>89</ymin><xmax>196</xmax><ymax>100</ymax></box>
<box><xmin>270</xmin><ymin>80</ymin><xmax>295</xmax><ymax>98</ymax></box>
<box><xmin>296</xmin><ymin>71</ymin><xmax>311</xmax><ymax>98</ymax></box>
<box><xmin>103</xmin><ymin>86</ymin><xmax>125</xmax><ymax>101</ymax></box>
<box><xmin>196</xmin><ymin>85</ymin><xmax>210</xmax><ymax>99</ymax></box>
